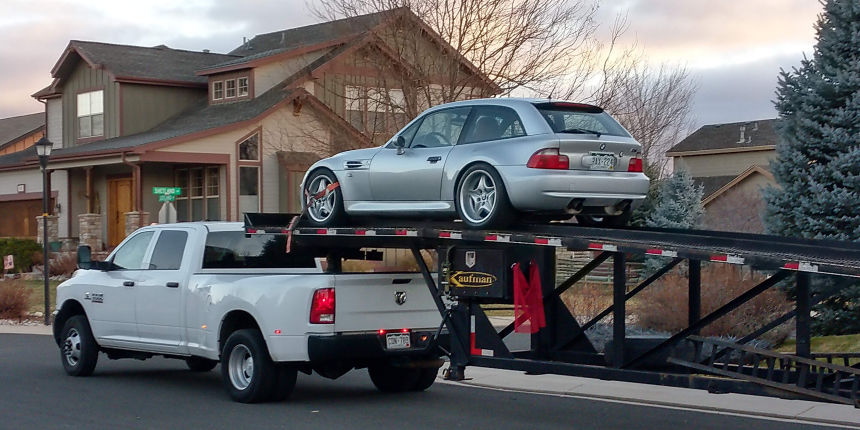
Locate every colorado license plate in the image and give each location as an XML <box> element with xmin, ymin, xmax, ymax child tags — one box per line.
<box><xmin>589</xmin><ymin>152</ymin><xmax>616</xmax><ymax>170</ymax></box>
<box><xmin>385</xmin><ymin>333</ymin><xmax>411</xmax><ymax>350</ymax></box>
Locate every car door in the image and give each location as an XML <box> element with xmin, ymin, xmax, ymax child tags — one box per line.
<box><xmin>370</xmin><ymin>107</ymin><xmax>471</xmax><ymax>201</ymax></box>
<box><xmin>134</xmin><ymin>229</ymin><xmax>191</xmax><ymax>354</ymax></box>
<box><xmin>85</xmin><ymin>230</ymin><xmax>155</xmax><ymax>346</ymax></box>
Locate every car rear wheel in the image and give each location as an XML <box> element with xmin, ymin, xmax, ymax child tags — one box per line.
<box><xmin>304</xmin><ymin>169</ymin><xmax>346</xmax><ymax>227</ymax></box>
<box><xmin>455</xmin><ymin>164</ymin><xmax>515</xmax><ymax>229</ymax></box>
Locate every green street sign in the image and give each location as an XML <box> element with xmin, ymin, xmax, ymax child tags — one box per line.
<box><xmin>158</xmin><ymin>194</ymin><xmax>176</xmax><ymax>202</ymax></box>
<box><xmin>153</xmin><ymin>186</ymin><xmax>182</xmax><ymax>196</ymax></box>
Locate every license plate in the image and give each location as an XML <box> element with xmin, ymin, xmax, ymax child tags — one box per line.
<box><xmin>590</xmin><ymin>152</ymin><xmax>616</xmax><ymax>170</ymax></box>
<box><xmin>385</xmin><ymin>333</ymin><xmax>411</xmax><ymax>350</ymax></box>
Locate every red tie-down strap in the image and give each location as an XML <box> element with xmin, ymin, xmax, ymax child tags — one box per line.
<box><xmin>513</xmin><ymin>260</ymin><xmax>546</xmax><ymax>334</ymax></box>
<box><xmin>285</xmin><ymin>181</ymin><xmax>340</xmax><ymax>253</ymax></box>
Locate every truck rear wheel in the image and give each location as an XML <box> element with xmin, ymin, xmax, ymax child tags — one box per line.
<box><xmin>270</xmin><ymin>364</ymin><xmax>298</xmax><ymax>401</ymax></box>
<box><xmin>60</xmin><ymin>315</ymin><xmax>99</xmax><ymax>377</ymax></box>
<box><xmin>221</xmin><ymin>329</ymin><xmax>277</xmax><ymax>403</ymax></box>
<box><xmin>411</xmin><ymin>366</ymin><xmax>440</xmax><ymax>391</ymax></box>
<box><xmin>368</xmin><ymin>363</ymin><xmax>420</xmax><ymax>393</ymax></box>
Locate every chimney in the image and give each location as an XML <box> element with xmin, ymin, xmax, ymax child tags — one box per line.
<box><xmin>202</xmin><ymin>49</ymin><xmax>210</xmax><ymax>53</ymax></box>
<box><xmin>737</xmin><ymin>125</ymin><xmax>746</xmax><ymax>144</ymax></box>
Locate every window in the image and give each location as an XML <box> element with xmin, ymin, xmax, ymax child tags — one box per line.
<box><xmin>203</xmin><ymin>232</ymin><xmax>318</xmax><ymax>269</ymax></box>
<box><xmin>462</xmin><ymin>106</ymin><xmax>527</xmax><ymax>144</ymax></box>
<box><xmin>174</xmin><ymin>167</ymin><xmax>220</xmax><ymax>222</ymax></box>
<box><xmin>409</xmin><ymin>107</ymin><xmax>471</xmax><ymax>148</ymax></box>
<box><xmin>535</xmin><ymin>103</ymin><xmax>630</xmax><ymax>137</ymax></box>
<box><xmin>225</xmin><ymin>79</ymin><xmax>236</xmax><ymax>98</ymax></box>
<box><xmin>238</xmin><ymin>77</ymin><xmax>249</xmax><ymax>97</ymax></box>
<box><xmin>239</xmin><ymin>166</ymin><xmax>260</xmax><ymax>214</ymax></box>
<box><xmin>212</xmin><ymin>81</ymin><xmax>224</xmax><ymax>100</ymax></box>
<box><xmin>345</xmin><ymin>86</ymin><xmax>407</xmax><ymax>134</ymax></box>
<box><xmin>112</xmin><ymin>231</ymin><xmax>154</xmax><ymax>270</ymax></box>
<box><xmin>77</xmin><ymin>90</ymin><xmax>104</xmax><ymax>139</ymax></box>
<box><xmin>149</xmin><ymin>230</ymin><xmax>188</xmax><ymax>270</ymax></box>
<box><xmin>239</xmin><ymin>134</ymin><xmax>260</xmax><ymax>161</ymax></box>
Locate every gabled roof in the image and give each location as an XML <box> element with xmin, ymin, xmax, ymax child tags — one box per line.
<box><xmin>50</xmin><ymin>41</ymin><xmax>239</xmax><ymax>86</ymax></box>
<box><xmin>692</xmin><ymin>176</ymin><xmax>738</xmax><ymax>202</ymax></box>
<box><xmin>667</xmin><ymin>119</ymin><xmax>778</xmax><ymax>155</ymax></box>
<box><xmin>702</xmin><ymin>166</ymin><xmax>774</xmax><ymax>206</ymax></box>
<box><xmin>0</xmin><ymin>113</ymin><xmax>44</xmax><ymax>148</ymax></box>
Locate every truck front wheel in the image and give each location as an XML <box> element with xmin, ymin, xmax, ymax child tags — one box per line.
<box><xmin>60</xmin><ymin>315</ymin><xmax>99</xmax><ymax>377</ymax></box>
<box><xmin>221</xmin><ymin>329</ymin><xmax>277</xmax><ymax>403</ymax></box>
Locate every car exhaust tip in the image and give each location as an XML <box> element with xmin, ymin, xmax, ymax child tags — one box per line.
<box><xmin>604</xmin><ymin>199</ymin><xmax>631</xmax><ymax>216</ymax></box>
<box><xmin>566</xmin><ymin>198</ymin><xmax>584</xmax><ymax>214</ymax></box>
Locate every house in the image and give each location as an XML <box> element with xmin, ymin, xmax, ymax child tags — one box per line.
<box><xmin>0</xmin><ymin>112</ymin><xmax>46</xmax><ymax>237</ymax></box>
<box><xmin>0</xmin><ymin>8</ymin><xmax>496</xmax><ymax>249</ymax></box>
<box><xmin>666</xmin><ymin>119</ymin><xmax>778</xmax><ymax>233</ymax></box>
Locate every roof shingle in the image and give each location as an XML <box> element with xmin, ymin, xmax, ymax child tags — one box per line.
<box><xmin>0</xmin><ymin>113</ymin><xmax>44</xmax><ymax>148</ymax></box>
<box><xmin>668</xmin><ymin>119</ymin><xmax>778</xmax><ymax>154</ymax></box>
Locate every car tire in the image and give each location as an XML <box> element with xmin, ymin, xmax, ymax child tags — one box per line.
<box><xmin>455</xmin><ymin>163</ymin><xmax>516</xmax><ymax>229</ymax></box>
<box><xmin>60</xmin><ymin>315</ymin><xmax>99</xmax><ymax>377</ymax></box>
<box><xmin>186</xmin><ymin>356</ymin><xmax>218</xmax><ymax>372</ymax></box>
<box><xmin>576</xmin><ymin>209</ymin><xmax>632</xmax><ymax>228</ymax></box>
<box><xmin>368</xmin><ymin>363</ymin><xmax>421</xmax><ymax>393</ymax></box>
<box><xmin>221</xmin><ymin>329</ymin><xmax>277</xmax><ymax>403</ymax></box>
<box><xmin>303</xmin><ymin>169</ymin><xmax>346</xmax><ymax>227</ymax></box>
<box><xmin>269</xmin><ymin>364</ymin><xmax>298</xmax><ymax>401</ymax></box>
<box><xmin>410</xmin><ymin>366</ymin><xmax>440</xmax><ymax>391</ymax></box>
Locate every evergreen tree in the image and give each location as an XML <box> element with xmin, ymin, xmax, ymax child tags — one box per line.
<box><xmin>646</xmin><ymin>169</ymin><xmax>704</xmax><ymax>230</ymax></box>
<box><xmin>764</xmin><ymin>0</ymin><xmax>860</xmax><ymax>335</ymax></box>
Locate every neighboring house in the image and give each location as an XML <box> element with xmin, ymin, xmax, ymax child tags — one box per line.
<box><xmin>0</xmin><ymin>112</ymin><xmax>46</xmax><ymax>237</ymax></box>
<box><xmin>666</xmin><ymin>119</ymin><xmax>778</xmax><ymax>233</ymax></box>
<box><xmin>0</xmin><ymin>8</ymin><xmax>496</xmax><ymax>248</ymax></box>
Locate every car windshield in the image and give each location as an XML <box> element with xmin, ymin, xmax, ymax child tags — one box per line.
<box><xmin>203</xmin><ymin>231</ymin><xmax>319</xmax><ymax>269</ymax></box>
<box><xmin>535</xmin><ymin>103</ymin><xmax>630</xmax><ymax>138</ymax></box>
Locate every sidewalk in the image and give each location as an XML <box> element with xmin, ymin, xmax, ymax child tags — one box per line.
<box><xmin>4</xmin><ymin>322</ymin><xmax>858</xmax><ymax>427</ymax></box>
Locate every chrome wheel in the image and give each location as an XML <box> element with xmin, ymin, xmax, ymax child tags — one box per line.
<box><xmin>228</xmin><ymin>344</ymin><xmax>254</xmax><ymax>391</ymax></box>
<box><xmin>306</xmin><ymin>174</ymin><xmax>337</xmax><ymax>223</ymax></box>
<box><xmin>459</xmin><ymin>169</ymin><xmax>497</xmax><ymax>225</ymax></box>
<box><xmin>62</xmin><ymin>328</ymin><xmax>81</xmax><ymax>367</ymax></box>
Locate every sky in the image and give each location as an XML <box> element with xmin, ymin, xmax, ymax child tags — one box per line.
<box><xmin>0</xmin><ymin>0</ymin><xmax>823</xmax><ymax>132</ymax></box>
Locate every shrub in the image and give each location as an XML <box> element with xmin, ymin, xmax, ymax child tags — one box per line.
<box><xmin>634</xmin><ymin>264</ymin><xmax>793</xmax><ymax>345</ymax></box>
<box><xmin>0</xmin><ymin>279</ymin><xmax>32</xmax><ymax>320</ymax></box>
<box><xmin>49</xmin><ymin>252</ymin><xmax>78</xmax><ymax>277</ymax></box>
<box><xmin>0</xmin><ymin>238</ymin><xmax>42</xmax><ymax>273</ymax></box>
<box><xmin>561</xmin><ymin>282</ymin><xmax>613</xmax><ymax>324</ymax></box>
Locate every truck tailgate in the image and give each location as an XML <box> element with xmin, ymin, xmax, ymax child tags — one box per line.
<box><xmin>333</xmin><ymin>273</ymin><xmax>441</xmax><ymax>333</ymax></box>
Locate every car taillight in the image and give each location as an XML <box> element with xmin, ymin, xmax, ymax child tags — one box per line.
<box><xmin>628</xmin><ymin>157</ymin><xmax>643</xmax><ymax>173</ymax></box>
<box><xmin>310</xmin><ymin>288</ymin><xmax>335</xmax><ymax>324</ymax></box>
<box><xmin>527</xmin><ymin>148</ymin><xmax>569</xmax><ymax>170</ymax></box>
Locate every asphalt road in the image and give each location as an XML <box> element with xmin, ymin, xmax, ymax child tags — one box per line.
<box><xmin>0</xmin><ymin>334</ymin><xmax>835</xmax><ymax>430</ymax></box>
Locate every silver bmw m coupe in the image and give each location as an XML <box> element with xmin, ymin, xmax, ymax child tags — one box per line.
<box><xmin>301</xmin><ymin>98</ymin><xmax>650</xmax><ymax>228</ymax></box>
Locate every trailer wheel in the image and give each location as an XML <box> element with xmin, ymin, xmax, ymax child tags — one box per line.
<box><xmin>221</xmin><ymin>329</ymin><xmax>277</xmax><ymax>403</ymax></box>
<box><xmin>368</xmin><ymin>363</ymin><xmax>420</xmax><ymax>393</ymax></box>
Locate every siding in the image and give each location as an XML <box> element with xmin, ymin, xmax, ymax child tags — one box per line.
<box><xmin>254</xmin><ymin>49</ymin><xmax>331</xmax><ymax>96</ymax></box>
<box><xmin>0</xmin><ymin>130</ymin><xmax>44</xmax><ymax>156</ymax></box>
<box><xmin>0</xmin><ymin>168</ymin><xmax>69</xmax><ymax>237</ymax></box>
<box><xmin>62</xmin><ymin>63</ymin><xmax>118</xmax><ymax>145</ymax></box>
<box><xmin>121</xmin><ymin>84</ymin><xmax>205</xmax><ymax>136</ymax></box>
<box><xmin>47</xmin><ymin>98</ymin><xmax>63</xmax><ymax>148</ymax></box>
<box><xmin>673</xmin><ymin>150</ymin><xmax>775</xmax><ymax>177</ymax></box>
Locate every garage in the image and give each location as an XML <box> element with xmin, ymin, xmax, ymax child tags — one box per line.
<box><xmin>0</xmin><ymin>193</ymin><xmax>54</xmax><ymax>238</ymax></box>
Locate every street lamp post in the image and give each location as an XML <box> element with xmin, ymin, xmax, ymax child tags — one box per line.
<box><xmin>35</xmin><ymin>136</ymin><xmax>53</xmax><ymax>326</ymax></box>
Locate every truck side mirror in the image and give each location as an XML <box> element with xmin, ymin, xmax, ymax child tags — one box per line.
<box><xmin>77</xmin><ymin>245</ymin><xmax>92</xmax><ymax>270</ymax></box>
<box><xmin>394</xmin><ymin>135</ymin><xmax>406</xmax><ymax>155</ymax></box>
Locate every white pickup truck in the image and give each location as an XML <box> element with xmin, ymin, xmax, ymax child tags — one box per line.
<box><xmin>53</xmin><ymin>222</ymin><xmax>444</xmax><ymax>403</ymax></box>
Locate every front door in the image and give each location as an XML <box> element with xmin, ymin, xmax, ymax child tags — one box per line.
<box><xmin>108</xmin><ymin>178</ymin><xmax>133</xmax><ymax>246</ymax></box>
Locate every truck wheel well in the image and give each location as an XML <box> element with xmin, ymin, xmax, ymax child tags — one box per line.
<box><xmin>53</xmin><ymin>300</ymin><xmax>86</xmax><ymax>345</ymax></box>
<box><xmin>219</xmin><ymin>311</ymin><xmax>261</xmax><ymax>354</ymax></box>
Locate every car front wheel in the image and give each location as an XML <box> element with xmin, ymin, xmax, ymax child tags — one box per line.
<box><xmin>303</xmin><ymin>169</ymin><xmax>346</xmax><ymax>227</ymax></box>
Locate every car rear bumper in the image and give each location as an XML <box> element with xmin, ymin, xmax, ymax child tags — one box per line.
<box><xmin>307</xmin><ymin>330</ymin><xmax>447</xmax><ymax>362</ymax></box>
<box><xmin>497</xmin><ymin>166</ymin><xmax>650</xmax><ymax>212</ymax></box>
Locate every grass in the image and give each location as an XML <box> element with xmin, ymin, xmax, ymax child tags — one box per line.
<box><xmin>777</xmin><ymin>334</ymin><xmax>860</xmax><ymax>354</ymax></box>
<box><xmin>22</xmin><ymin>279</ymin><xmax>61</xmax><ymax>314</ymax></box>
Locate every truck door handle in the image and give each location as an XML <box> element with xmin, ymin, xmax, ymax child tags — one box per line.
<box><xmin>166</xmin><ymin>282</ymin><xmax>179</xmax><ymax>288</ymax></box>
<box><xmin>123</xmin><ymin>281</ymin><xmax>134</xmax><ymax>287</ymax></box>
<box><xmin>426</xmin><ymin>156</ymin><xmax>441</xmax><ymax>163</ymax></box>
<box><xmin>392</xmin><ymin>278</ymin><xmax>412</xmax><ymax>284</ymax></box>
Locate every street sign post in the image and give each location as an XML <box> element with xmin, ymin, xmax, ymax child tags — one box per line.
<box><xmin>153</xmin><ymin>187</ymin><xmax>181</xmax><ymax>223</ymax></box>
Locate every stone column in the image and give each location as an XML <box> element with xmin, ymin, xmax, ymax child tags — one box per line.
<box><xmin>35</xmin><ymin>215</ymin><xmax>59</xmax><ymax>246</ymax></box>
<box><xmin>78</xmin><ymin>213</ymin><xmax>103</xmax><ymax>251</ymax></box>
<box><xmin>124</xmin><ymin>211</ymin><xmax>150</xmax><ymax>237</ymax></box>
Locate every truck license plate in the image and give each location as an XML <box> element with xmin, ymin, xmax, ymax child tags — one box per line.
<box><xmin>590</xmin><ymin>152</ymin><xmax>615</xmax><ymax>170</ymax></box>
<box><xmin>386</xmin><ymin>333</ymin><xmax>411</xmax><ymax>350</ymax></box>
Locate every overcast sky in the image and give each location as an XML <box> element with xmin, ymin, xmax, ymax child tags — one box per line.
<box><xmin>0</xmin><ymin>0</ymin><xmax>823</xmax><ymax>132</ymax></box>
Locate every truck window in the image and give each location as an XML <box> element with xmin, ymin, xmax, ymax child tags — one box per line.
<box><xmin>149</xmin><ymin>230</ymin><xmax>188</xmax><ymax>270</ymax></box>
<box><xmin>203</xmin><ymin>231</ymin><xmax>317</xmax><ymax>269</ymax></box>
<box><xmin>112</xmin><ymin>231</ymin><xmax>155</xmax><ymax>270</ymax></box>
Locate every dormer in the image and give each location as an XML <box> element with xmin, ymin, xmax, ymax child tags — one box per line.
<box><xmin>208</xmin><ymin>70</ymin><xmax>253</xmax><ymax>104</ymax></box>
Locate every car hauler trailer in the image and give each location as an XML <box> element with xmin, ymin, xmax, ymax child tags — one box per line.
<box><xmin>245</xmin><ymin>214</ymin><xmax>860</xmax><ymax>406</ymax></box>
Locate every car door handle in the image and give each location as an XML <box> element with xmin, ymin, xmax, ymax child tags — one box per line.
<box><xmin>426</xmin><ymin>156</ymin><xmax>441</xmax><ymax>163</ymax></box>
<box><xmin>123</xmin><ymin>281</ymin><xmax>134</xmax><ymax>287</ymax></box>
<box><xmin>166</xmin><ymin>282</ymin><xmax>179</xmax><ymax>288</ymax></box>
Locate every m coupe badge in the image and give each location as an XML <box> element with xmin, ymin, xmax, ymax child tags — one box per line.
<box><xmin>394</xmin><ymin>291</ymin><xmax>407</xmax><ymax>305</ymax></box>
<box><xmin>465</xmin><ymin>250</ymin><xmax>476</xmax><ymax>268</ymax></box>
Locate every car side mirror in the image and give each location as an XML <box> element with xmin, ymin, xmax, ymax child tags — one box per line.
<box><xmin>394</xmin><ymin>135</ymin><xmax>406</xmax><ymax>155</ymax></box>
<box><xmin>77</xmin><ymin>245</ymin><xmax>92</xmax><ymax>270</ymax></box>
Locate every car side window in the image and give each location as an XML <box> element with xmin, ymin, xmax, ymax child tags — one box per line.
<box><xmin>409</xmin><ymin>107</ymin><xmax>471</xmax><ymax>148</ymax></box>
<box><xmin>149</xmin><ymin>230</ymin><xmax>188</xmax><ymax>270</ymax></box>
<box><xmin>112</xmin><ymin>231</ymin><xmax>155</xmax><ymax>270</ymax></box>
<box><xmin>462</xmin><ymin>106</ymin><xmax>527</xmax><ymax>144</ymax></box>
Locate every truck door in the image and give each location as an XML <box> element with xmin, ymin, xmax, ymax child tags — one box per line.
<box><xmin>133</xmin><ymin>229</ymin><xmax>190</xmax><ymax>354</ymax></box>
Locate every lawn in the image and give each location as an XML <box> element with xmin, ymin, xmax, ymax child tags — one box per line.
<box><xmin>777</xmin><ymin>333</ymin><xmax>860</xmax><ymax>354</ymax></box>
<box><xmin>22</xmin><ymin>279</ymin><xmax>62</xmax><ymax>314</ymax></box>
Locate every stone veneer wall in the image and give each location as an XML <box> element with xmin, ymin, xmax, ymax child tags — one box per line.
<box><xmin>124</xmin><ymin>211</ymin><xmax>150</xmax><ymax>238</ymax></box>
<box><xmin>78</xmin><ymin>213</ymin><xmax>103</xmax><ymax>251</ymax></box>
<box><xmin>35</xmin><ymin>215</ymin><xmax>59</xmax><ymax>245</ymax></box>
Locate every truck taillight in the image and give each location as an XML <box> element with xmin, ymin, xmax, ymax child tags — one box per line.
<box><xmin>527</xmin><ymin>148</ymin><xmax>569</xmax><ymax>170</ymax></box>
<box><xmin>310</xmin><ymin>288</ymin><xmax>335</xmax><ymax>324</ymax></box>
<box><xmin>627</xmin><ymin>157</ymin><xmax>643</xmax><ymax>173</ymax></box>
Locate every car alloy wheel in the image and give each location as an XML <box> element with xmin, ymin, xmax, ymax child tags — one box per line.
<box><xmin>459</xmin><ymin>169</ymin><xmax>497</xmax><ymax>225</ymax></box>
<box><xmin>228</xmin><ymin>344</ymin><xmax>254</xmax><ymax>391</ymax></box>
<box><xmin>306</xmin><ymin>174</ymin><xmax>338</xmax><ymax>223</ymax></box>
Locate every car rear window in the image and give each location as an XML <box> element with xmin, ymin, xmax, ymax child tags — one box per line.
<box><xmin>535</xmin><ymin>102</ymin><xmax>630</xmax><ymax>137</ymax></box>
<box><xmin>203</xmin><ymin>231</ymin><xmax>318</xmax><ymax>269</ymax></box>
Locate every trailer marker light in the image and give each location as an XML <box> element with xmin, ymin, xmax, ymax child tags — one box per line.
<box><xmin>316</xmin><ymin>229</ymin><xmax>328</xmax><ymax>235</ymax></box>
<box><xmin>378</xmin><ymin>329</ymin><xmax>387</xmax><ymax>335</ymax></box>
<box><xmin>355</xmin><ymin>229</ymin><xmax>367</xmax><ymax>235</ymax></box>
